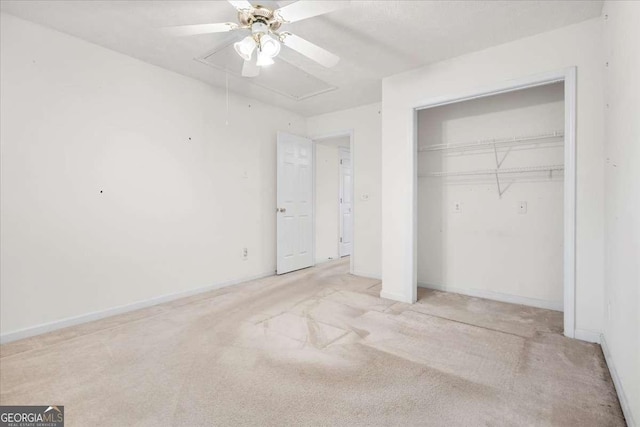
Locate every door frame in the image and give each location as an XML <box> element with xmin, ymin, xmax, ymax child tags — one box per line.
<box><xmin>311</xmin><ymin>130</ymin><xmax>355</xmax><ymax>275</ymax></box>
<box><xmin>338</xmin><ymin>146</ymin><xmax>352</xmax><ymax>257</ymax></box>
<box><xmin>411</xmin><ymin>67</ymin><xmax>577</xmax><ymax>339</ymax></box>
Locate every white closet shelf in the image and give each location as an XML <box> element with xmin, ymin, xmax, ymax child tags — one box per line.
<box><xmin>418</xmin><ymin>131</ymin><xmax>564</xmax><ymax>152</ymax></box>
<box><xmin>420</xmin><ymin>164</ymin><xmax>565</xmax><ymax>178</ymax></box>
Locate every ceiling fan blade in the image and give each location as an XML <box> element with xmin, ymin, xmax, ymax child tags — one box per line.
<box><xmin>281</xmin><ymin>33</ymin><xmax>340</xmax><ymax>68</ymax></box>
<box><xmin>228</xmin><ymin>0</ymin><xmax>253</xmax><ymax>11</ymax></box>
<box><xmin>275</xmin><ymin>1</ymin><xmax>348</xmax><ymax>23</ymax></box>
<box><xmin>242</xmin><ymin>59</ymin><xmax>260</xmax><ymax>77</ymax></box>
<box><xmin>163</xmin><ymin>22</ymin><xmax>238</xmax><ymax>37</ymax></box>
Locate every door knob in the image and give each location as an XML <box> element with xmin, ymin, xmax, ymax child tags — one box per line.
<box><xmin>277</xmin><ymin>207</ymin><xmax>286</xmax><ymax>213</ymax></box>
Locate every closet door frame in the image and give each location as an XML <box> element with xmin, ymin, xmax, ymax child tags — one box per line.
<box><xmin>411</xmin><ymin>67</ymin><xmax>577</xmax><ymax>339</ymax></box>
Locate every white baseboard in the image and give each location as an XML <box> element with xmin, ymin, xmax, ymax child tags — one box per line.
<box><xmin>380</xmin><ymin>289</ymin><xmax>413</xmax><ymax>304</ymax></box>
<box><xmin>417</xmin><ymin>282</ymin><xmax>563</xmax><ymax>312</ymax></box>
<box><xmin>0</xmin><ymin>270</ymin><xmax>274</xmax><ymax>344</ymax></box>
<box><xmin>352</xmin><ymin>270</ymin><xmax>381</xmax><ymax>280</ymax></box>
<box><xmin>573</xmin><ymin>328</ymin><xmax>601</xmax><ymax>344</ymax></box>
<box><xmin>601</xmin><ymin>334</ymin><xmax>636</xmax><ymax>427</ymax></box>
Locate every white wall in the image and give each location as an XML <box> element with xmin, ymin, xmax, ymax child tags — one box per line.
<box><xmin>314</xmin><ymin>137</ymin><xmax>348</xmax><ymax>263</ymax></box>
<box><xmin>602</xmin><ymin>1</ymin><xmax>640</xmax><ymax>425</ymax></box>
<box><xmin>417</xmin><ymin>83</ymin><xmax>564</xmax><ymax>310</ymax></box>
<box><xmin>381</xmin><ymin>17</ymin><xmax>605</xmax><ymax>337</ymax></box>
<box><xmin>0</xmin><ymin>13</ymin><xmax>306</xmax><ymax>338</ymax></box>
<box><xmin>307</xmin><ymin>103</ymin><xmax>381</xmax><ymax>278</ymax></box>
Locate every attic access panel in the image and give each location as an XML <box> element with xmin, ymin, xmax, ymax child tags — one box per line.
<box><xmin>196</xmin><ymin>39</ymin><xmax>336</xmax><ymax>101</ymax></box>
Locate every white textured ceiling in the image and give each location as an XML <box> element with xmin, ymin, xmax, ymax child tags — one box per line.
<box><xmin>1</xmin><ymin>0</ymin><xmax>603</xmax><ymax>116</ymax></box>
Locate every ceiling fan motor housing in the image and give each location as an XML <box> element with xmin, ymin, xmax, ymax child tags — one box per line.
<box><xmin>239</xmin><ymin>5</ymin><xmax>282</xmax><ymax>32</ymax></box>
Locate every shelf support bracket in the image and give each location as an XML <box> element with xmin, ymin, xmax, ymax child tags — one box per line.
<box><xmin>493</xmin><ymin>143</ymin><xmax>502</xmax><ymax>199</ymax></box>
<box><xmin>494</xmin><ymin>171</ymin><xmax>502</xmax><ymax>198</ymax></box>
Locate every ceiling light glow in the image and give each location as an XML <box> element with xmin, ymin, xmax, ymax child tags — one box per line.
<box><xmin>256</xmin><ymin>51</ymin><xmax>274</xmax><ymax>66</ymax></box>
<box><xmin>233</xmin><ymin>36</ymin><xmax>256</xmax><ymax>61</ymax></box>
<box><xmin>260</xmin><ymin>34</ymin><xmax>281</xmax><ymax>58</ymax></box>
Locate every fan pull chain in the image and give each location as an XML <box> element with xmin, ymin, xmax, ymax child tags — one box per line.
<box><xmin>225</xmin><ymin>69</ymin><xmax>229</xmax><ymax>126</ymax></box>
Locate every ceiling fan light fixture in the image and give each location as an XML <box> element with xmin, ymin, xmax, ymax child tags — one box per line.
<box><xmin>169</xmin><ymin>0</ymin><xmax>345</xmax><ymax>77</ymax></box>
<box><xmin>234</xmin><ymin>36</ymin><xmax>256</xmax><ymax>61</ymax></box>
<box><xmin>260</xmin><ymin>34</ymin><xmax>281</xmax><ymax>58</ymax></box>
<box><xmin>256</xmin><ymin>50</ymin><xmax>275</xmax><ymax>67</ymax></box>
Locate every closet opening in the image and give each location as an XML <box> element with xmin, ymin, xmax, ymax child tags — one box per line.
<box><xmin>413</xmin><ymin>69</ymin><xmax>576</xmax><ymax>338</ymax></box>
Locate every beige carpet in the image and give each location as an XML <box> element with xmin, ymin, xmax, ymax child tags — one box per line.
<box><xmin>0</xmin><ymin>259</ymin><xmax>625</xmax><ymax>426</ymax></box>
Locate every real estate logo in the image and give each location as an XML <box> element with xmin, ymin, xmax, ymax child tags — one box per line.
<box><xmin>0</xmin><ymin>406</ymin><xmax>64</xmax><ymax>427</ymax></box>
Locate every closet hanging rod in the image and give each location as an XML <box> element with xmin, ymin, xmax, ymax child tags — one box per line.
<box><xmin>418</xmin><ymin>130</ymin><xmax>564</xmax><ymax>152</ymax></box>
<box><xmin>420</xmin><ymin>164</ymin><xmax>565</xmax><ymax>178</ymax></box>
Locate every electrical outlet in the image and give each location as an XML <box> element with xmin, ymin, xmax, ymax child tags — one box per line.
<box><xmin>451</xmin><ymin>201</ymin><xmax>462</xmax><ymax>213</ymax></box>
<box><xmin>517</xmin><ymin>201</ymin><xmax>528</xmax><ymax>214</ymax></box>
<box><xmin>242</xmin><ymin>247</ymin><xmax>248</xmax><ymax>260</ymax></box>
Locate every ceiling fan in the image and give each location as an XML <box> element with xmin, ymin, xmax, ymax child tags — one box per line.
<box><xmin>165</xmin><ymin>0</ymin><xmax>347</xmax><ymax>78</ymax></box>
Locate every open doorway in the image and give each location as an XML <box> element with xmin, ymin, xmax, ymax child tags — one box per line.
<box><xmin>313</xmin><ymin>135</ymin><xmax>352</xmax><ymax>264</ymax></box>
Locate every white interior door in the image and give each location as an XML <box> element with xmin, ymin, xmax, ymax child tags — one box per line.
<box><xmin>339</xmin><ymin>147</ymin><xmax>352</xmax><ymax>257</ymax></box>
<box><xmin>277</xmin><ymin>132</ymin><xmax>314</xmax><ymax>274</ymax></box>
